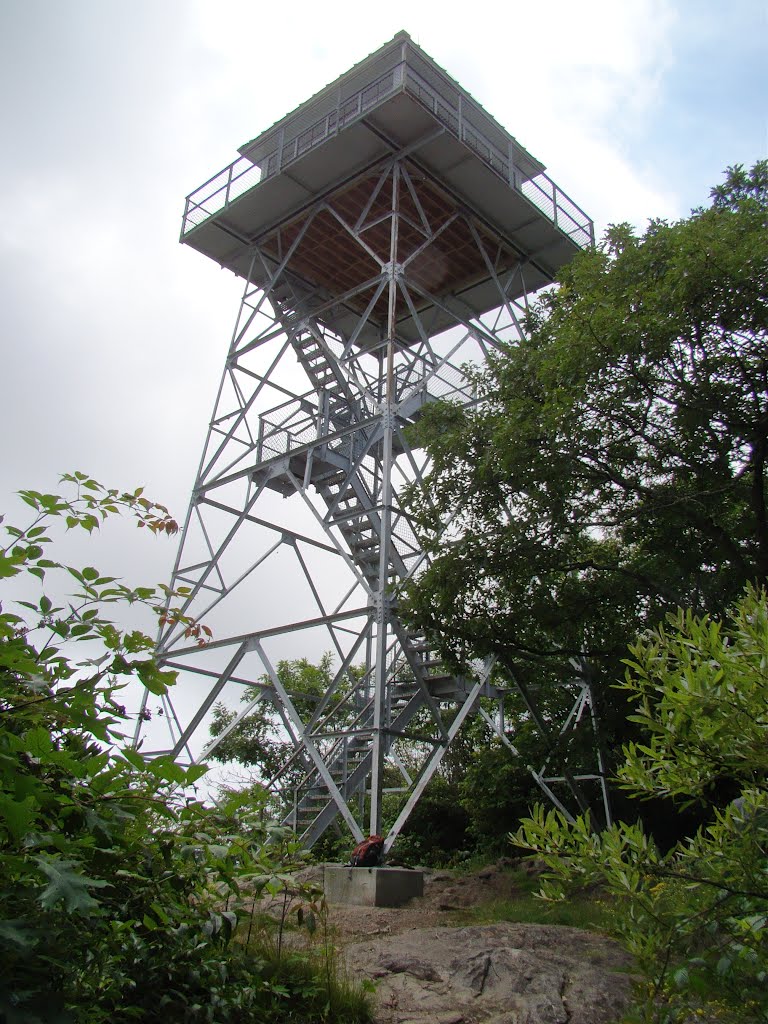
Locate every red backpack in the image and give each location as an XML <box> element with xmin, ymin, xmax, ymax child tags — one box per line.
<box><xmin>349</xmin><ymin>834</ymin><xmax>384</xmax><ymax>867</ymax></box>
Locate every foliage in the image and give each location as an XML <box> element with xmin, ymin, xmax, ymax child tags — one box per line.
<box><xmin>383</xmin><ymin>774</ymin><xmax>472</xmax><ymax>866</ymax></box>
<box><xmin>401</xmin><ymin>162</ymin><xmax>768</xmax><ymax>781</ymax></box>
<box><xmin>382</xmin><ymin>711</ymin><xmax>550</xmax><ymax>865</ymax></box>
<box><xmin>515</xmin><ymin>585</ymin><xmax>768</xmax><ymax>1023</ymax></box>
<box><xmin>455</xmin><ymin>730</ymin><xmax>546</xmax><ymax>851</ymax></box>
<box><xmin>454</xmin><ymin>887</ymin><xmax>612</xmax><ymax>932</ymax></box>
<box><xmin>0</xmin><ymin>475</ymin><xmax>371</xmax><ymax>1023</ymax></box>
<box><xmin>208</xmin><ymin>654</ymin><xmax>358</xmax><ymax>785</ymax></box>
<box><xmin>242</xmin><ymin>866</ymin><xmax>375</xmax><ymax>1023</ymax></box>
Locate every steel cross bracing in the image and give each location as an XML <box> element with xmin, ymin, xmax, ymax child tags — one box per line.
<box><xmin>135</xmin><ymin>156</ymin><xmax>611</xmax><ymax>849</ymax></box>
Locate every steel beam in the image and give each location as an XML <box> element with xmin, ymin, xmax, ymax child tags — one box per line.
<box><xmin>138</xmin><ymin>151</ymin><xmax>607</xmax><ymax>852</ymax></box>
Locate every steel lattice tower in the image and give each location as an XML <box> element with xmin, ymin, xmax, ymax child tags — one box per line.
<box><xmin>136</xmin><ymin>32</ymin><xmax>611</xmax><ymax>849</ymax></box>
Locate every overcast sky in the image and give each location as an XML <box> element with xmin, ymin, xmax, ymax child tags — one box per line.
<box><xmin>1</xmin><ymin>0</ymin><xmax>766</xmax><ymax>594</ymax></box>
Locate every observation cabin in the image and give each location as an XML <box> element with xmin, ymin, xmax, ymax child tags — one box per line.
<box><xmin>180</xmin><ymin>30</ymin><xmax>593</xmax><ymax>350</ymax></box>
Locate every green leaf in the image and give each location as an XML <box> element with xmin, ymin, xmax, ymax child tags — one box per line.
<box><xmin>150</xmin><ymin>901</ymin><xmax>172</xmax><ymax>926</ymax></box>
<box><xmin>33</xmin><ymin>856</ymin><xmax>110</xmax><ymax>914</ymax></box>
<box><xmin>70</xmin><ymin>623</ymin><xmax>94</xmax><ymax>638</ymax></box>
<box><xmin>0</xmin><ymin>794</ymin><xmax>37</xmax><ymax>841</ymax></box>
<box><xmin>120</xmin><ymin>747</ymin><xmax>147</xmax><ymax>771</ymax></box>
<box><xmin>0</xmin><ymin>918</ymin><xmax>38</xmax><ymax>949</ymax></box>
<box><xmin>147</xmin><ymin>756</ymin><xmax>186</xmax><ymax>785</ymax></box>
<box><xmin>672</xmin><ymin>966</ymin><xmax>689</xmax><ymax>988</ymax></box>
<box><xmin>0</xmin><ymin>554</ymin><xmax>22</xmax><ymax>578</ymax></box>
<box><xmin>24</xmin><ymin>726</ymin><xmax>54</xmax><ymax>757</ymax></box>
<box><xmin>136</xmin><ymin>660</ymin><xmax>175</xmax><ymax>695</ymax></box>
<box><xmin>184</xmin><ymin>763</ymin><xmax>209</xmax><ymax>785</ymax></box>
<box><xmin>203</xmin><ymin>912</ymin><xmax>223</xmax><ymax>937</ymax></box>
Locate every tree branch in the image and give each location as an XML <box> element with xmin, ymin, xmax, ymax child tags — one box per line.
<box><xmin>648</xmin><ymin>866</ymin><xmax>768</xmax><ymax>902</ymax></box>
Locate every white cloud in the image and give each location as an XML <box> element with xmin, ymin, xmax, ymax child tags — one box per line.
<box><xmin>185</xmin><ymin>0</ymin><xmax>680</xmax><ymax>232</ymax></box>
<box><xmin>0</xmin><ymin>0</ymin><xmax>761</xmax><ymax>633</ymax></box>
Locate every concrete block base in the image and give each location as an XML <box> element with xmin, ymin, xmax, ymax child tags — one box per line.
<box><xmin>324</xmin><ymin>865</ymin><xmax>424</xmax><ymax>907</ymax></box>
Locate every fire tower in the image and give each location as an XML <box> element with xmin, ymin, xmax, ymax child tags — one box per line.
<box><xmin>136</xmin><ymin>32</ymin><xmax>610</xmax><ymax>849</ymax></box>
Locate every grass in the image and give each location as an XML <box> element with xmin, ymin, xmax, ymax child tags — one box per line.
<box><xmin>246</xmin><ymin>931</ymin><xmax>374</xmax><ymax>1023</ymax></box>
<box><xmin>234</xmin><ymin>896</ymin><xmax>374</xmax><ymax>1023</ymax></box>
<box><xmin>446</xmin><ymin>867</ymin><xmax>615</xmax><ymax>932</ymax></box>
<box><xmin>454</xmin><ymin>891</ymin><xmax>613</xmax><ymax>930</ymax></box>
<box><xmin>433</xmin><ymin>849</ymin><xmax>512</xmax><ymax>875</ymax></box>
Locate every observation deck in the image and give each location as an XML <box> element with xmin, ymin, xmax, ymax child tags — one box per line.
<box><xmin>181</xmin><ymin>31</ymin><xmax>593</xmax><ymax>344</ymax></box>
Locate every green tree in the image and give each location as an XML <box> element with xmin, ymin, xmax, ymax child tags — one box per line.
<box><xmin>516</xmin><ymin>585</ymin><xmax>768</xmax><ymax>1023</ymax></box>
<box><xmin>402</xmin><ymin>161</ymin><xmax>768</xmax><ymax>799</ymax></box>
<box><xmin>208</xmin><ymin>653</ymin><xmax>336</xmax><ymax>779</ymax></box>
<box><xmin>207</xmin><ymin>655</ymin><xmax>366</xmax><ymax>800</ymax></box>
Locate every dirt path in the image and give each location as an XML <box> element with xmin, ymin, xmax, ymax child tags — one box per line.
<box><xmin>320</xmin><ymin>862</ymin><xmax>637</xmax><ymax>1024</ymax></box>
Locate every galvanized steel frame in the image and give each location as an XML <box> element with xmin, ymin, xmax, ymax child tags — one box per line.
<box><xmin>135</xmin><ymin>153</ymin><xmax>611</xmax><ymax>849</ymax></box>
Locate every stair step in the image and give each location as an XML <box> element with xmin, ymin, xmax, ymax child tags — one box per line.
<box><xmin>342</xmin><ymin>513</ymin><xmax>373</xmax><ymax>526</ymax></box>
<box><xmin>346</xmin><ymin>534</ymin><xmax>377</xmax><ymax>548</ymax></box>
<box><xmin>348</xmin><ymin>537</ymin><xmax>378</xmax><ymax>551</ymax></box>
<box><xmin>314</xmin><ymin>473</ymin><xmax>347</xmax><ymax>489</ymax></box>
<box><xmin>354</xmin><ymin>555</ymin><xmax>379</xmax><ymax>568</ymax></box>
<box><xmin>335</xmin><ymin>501</ymin><xmax>365</xmax><ymax>514</ymax></box>
<box><xmin>333</xmin><ymin>515</ymin><xmax>370</xmax><ymax>528</ymax></box>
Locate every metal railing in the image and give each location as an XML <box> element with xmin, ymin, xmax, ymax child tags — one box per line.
<box><xmin>256</xmin><ymin>356</ymin><xmax>474</xmax><ymax>472</ymax></box>
<box><xmin>181</xmin><ymin>58</ymin><xmax>593</xmax><ymax>249</ymax></box>
<box><xmin>256</xmin><ymin>395</ymin><xmax>371</xmax><ymax>468</ymax></box>
<box><xmin>394</xmin><ymin>356</ymin><xmax>475</xmax><ymax>407</ymax></box>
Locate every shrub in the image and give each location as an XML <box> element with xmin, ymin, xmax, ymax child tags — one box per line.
<box><xmin>515</xmin><ymin>586</ymin><xmax>768</xmax><ymax>1023</ymax></box>
<box><xmin>0</xmin><ymin>475</ymin><xmax>371</xmax><ymax>1023</ymax></box>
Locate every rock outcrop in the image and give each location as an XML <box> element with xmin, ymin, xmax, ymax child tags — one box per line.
<box><xmin>344</xmin><ymin>922</ymin><xmax>634</xmax><ymax>1024</ymax></box>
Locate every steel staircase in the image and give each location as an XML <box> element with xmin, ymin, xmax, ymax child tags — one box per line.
<box><xmin>250</xmin><ymin>300</ymin><xmax>476</xmax><ymax>843</ymax></box>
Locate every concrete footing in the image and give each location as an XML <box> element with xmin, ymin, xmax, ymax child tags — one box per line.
<box><xmin>323</xmin><ymin>865</ymin><xmax>424</xmax><ymax>907</ymax></box>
